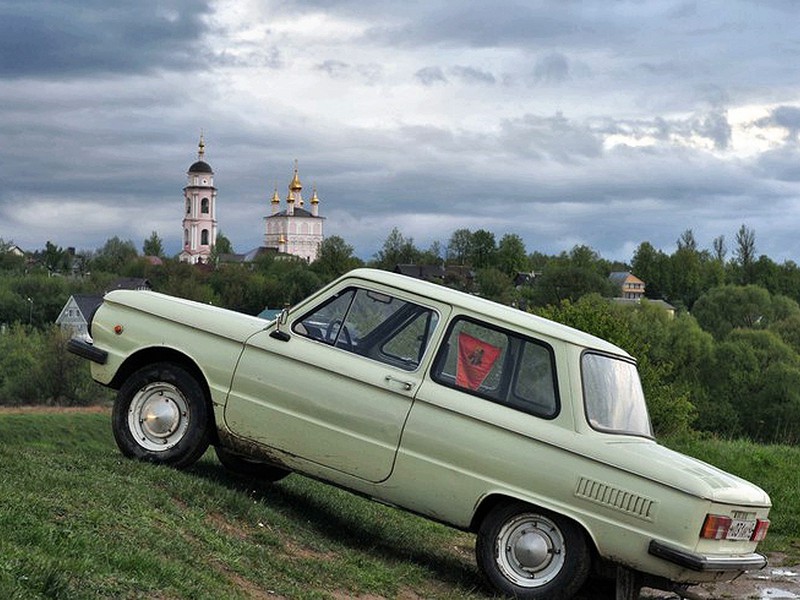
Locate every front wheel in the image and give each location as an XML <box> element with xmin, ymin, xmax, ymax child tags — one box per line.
<box><xmin>112</xmin><ymin>362</ymin><xmax>211</xmax><ymax>469</ymax></box>
<box><xmin>476</xmin><ymin>501</ymin><xmax>590</xmax><ymax>600</ymax></box>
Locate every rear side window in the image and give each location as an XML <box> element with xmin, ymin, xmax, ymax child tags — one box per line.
<box><xmin>431</xmin><ymin>317</ymin><xmax>558</xmax><ymax>418</ymax></box>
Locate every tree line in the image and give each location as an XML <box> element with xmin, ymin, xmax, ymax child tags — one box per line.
<box><xmin>3</xmin><ymin>225</ymin><xmax>800</xmax><ymax>444</ymax></box>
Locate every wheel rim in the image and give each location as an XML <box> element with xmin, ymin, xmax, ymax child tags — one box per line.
<box><xmin>128</xmin><ymin>382</ymin><xmax>190</xmax><ymax>452</ymax></box>
<box><xmin>495</xmin><ymin>513</ymin><xmax>566</xmax><ymax>588</ymax></box>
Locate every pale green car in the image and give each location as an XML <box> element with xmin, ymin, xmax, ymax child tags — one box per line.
<box><xmin>69</xmin><ymin>268</ymin><xmax>771</xmax><ymax>600</ymax></box>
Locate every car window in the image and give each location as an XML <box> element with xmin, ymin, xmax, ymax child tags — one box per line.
<box><xmin>582</xmin><ymin>352</ymin><xmax>652</xmax><ymax>437</ymax></box>
<box><xmin>293</xmin><ymin>287</ymin><xmax>439</xmax><ymax>371</ymax></box>
<box><xmin>431</xmin><ymin>317</ymin><xmax>559</xmax><ymax>418</ymax></box>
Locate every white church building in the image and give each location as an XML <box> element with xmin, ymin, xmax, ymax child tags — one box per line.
<box><xmin>264</xmin><ymin>161</ymin><xmax>324</xmax><ymax>263</ymax></box>
<box><xmin>179</xmin><ymin>137</ymin><xmax>324</xmax><ymax>265</ymax></box>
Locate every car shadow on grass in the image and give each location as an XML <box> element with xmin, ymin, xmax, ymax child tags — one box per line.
<box><xmin>189</xmin><ymin>460</ymin><xmax>490</xmax><ymax>598</ymax></box>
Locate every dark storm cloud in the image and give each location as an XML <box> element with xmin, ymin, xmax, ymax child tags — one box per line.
<box><xmin>450</xmin><ymin>66</ymin><xmax>495</xmax><ymax>85</ymax></box>
<box><xmin>758</xmin><ymin>106</ymin><xmax>800</xmax><ymax>139</ymax></box>
<box><xmin>367</xmin><ymin>3</ymin><xmax>587</xmax><ymax>48</ymax></box>
<box><xmin>317</xmin><ymin>59</ymin><xmax>350</xmax><ymax>78</ymax></box>
<box><xmin>498</xmin><ymin>113</ymin><xmax>603</xmax><ymax>161</ymax></box>
<box><xmin>315</xmin><ymin>60</ymin><xmax>382</xmax><ymax>84</ymax></box>
<box><xmin>415</xmin><ymin>66</ymin><xmax>447</xmax><ymax>86</ymax></box>
<box><xmin>533</xmin><ymin>53</ymin><xmax>570</xmax><ymax>84</ymax></box>
<box><xmin>0</xmin><ymin>0</ymin><xmax>214</xmax><ymax>78</ymax></box>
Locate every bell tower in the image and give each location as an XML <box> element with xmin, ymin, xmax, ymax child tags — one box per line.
<box><xmin>179</xmin><ymin>134</ymin><xmax>218</xmax><ymax>264</ymax></box>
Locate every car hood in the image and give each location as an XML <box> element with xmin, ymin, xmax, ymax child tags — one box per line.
<box><xmin>600</xmin><ymin>439</ymin><xmax>771</xmax><ymax>507</ymax></box>
<box><xmin>102</xmin><ymin>290</ymin><xmax>268</xmax><ymax>343</ymax></box>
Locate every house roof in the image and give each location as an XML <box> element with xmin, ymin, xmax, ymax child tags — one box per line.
<box><xmin>609</xmin><ymin>271</ymin><xmax>644</xmax><ymax>286</ymax></box>
<box><xmin>73</xmin><ymin>294</ymin><xmax>104</xmax><ymax>319</ymax></box>
<box><xmin>265</xmin><ymin>207</ymin><xmax>323</xmax><ymax>219</ymax></box>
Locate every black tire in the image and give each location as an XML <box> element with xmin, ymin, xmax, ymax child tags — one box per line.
<box><xmin>112</xmin><ymin>362</ymin><xmax>211</xmax><ymax>469</ymax></box>
<box><xmin>476</xmin><ymin>501</ymin><xmax>591</xmax><ymax>600</ymax></box>
<box><xmin>214</xmin><ymin>446</ymin><xmax>290</xmax><ymax>482</ymax></box>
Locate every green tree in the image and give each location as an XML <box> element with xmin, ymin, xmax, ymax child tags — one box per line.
<box><xmin>676</xmin><ymin>229</ymin><xmax>697</xmax><ymax>251</ymax></box>
<box><xmin>0</xmin><ymin>239</ymin><xmax>24</xmax><ymax>272</ymax></box>
<box><xmin>701</xmin><ymin>329</ymin><xmax>800</xmax><ymax>441</ymax></box>
<box><xmin>446</xmin><ymin>228</ymin><xmax>473</xmax><ymax>265</ymax></box>
<box><xmin>91</xmin><ymin>236</ymin><xmax>138</xmax><ymax>273</ymax></box>
<box><xmin>469</xmin><ymin>229</ymin><xmax>497</xmax><ymax>269</ymax></box>
<box><xmin>631</xmin><ymin>242</ymin><xmax>670</xmax><ymax>300</ymax></box>
<box><xmin>40</xmin><ymin>241</ymin><xmax>71</xmax><ymax>275</ymax></box>
<box><xmin>692</xmin><ymin>285</ymin><xmax>783</xmax><ymax>340</ymax></box>
<box><xmin>668</xmin><ymin>245</ymin><xmax>703</xmax><ymax>310</ymax></box>
<box><xmin>373</xmin><ymin>228</ymin><xmax>420</xmax><ymax>269</ymax></box>
<box><xmin>311</xmin><ymin>235</ymin><xmax>363</xmax><ymax>282</ymax></box>
<box><xmin>475</xmin><ymin>268</ymin><xmax>513</xmax><ymax>304</ymax></box>
<box><xmin>214</xmin><ymin>232</ymin><xmax>234</xmax><ymax>255</ymax></box>
<box><xmin>734</xmin><ymin>224</ymin><xmax>757</xmax><ymax>284</ymax></box>
<box><xmin>157</xmin><ymin>261</ymin><xmax>217</xmax><ymax>304</ymax></box>
<box><xmin>712</xmin><ymin>235</ymin><xmax>727</xmax><ymax>262</ymax></box>
<box><xmin>142</xmin><ymin>231</ymin><xmax>165</xmax><ymax>258</ymax></box>
<box><xmin>530</xmin><ymin>263</ymin><xmax>615</xmax><ymax>307</ymax></box>
<box><xmin>496</xmin><ymin>234</ymin><xmax>528</xmax><ymax>276</ymax></box>
<box><xmin>418</xmin><ymin>240</ymin><xmax>443</xmax><ymax>265</ymax></box>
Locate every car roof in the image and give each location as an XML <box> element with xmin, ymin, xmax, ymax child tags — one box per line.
<box><xmin>341</xmin><ymin>268</ymin><xmax>631</xmax><ymax>358</ymax></box>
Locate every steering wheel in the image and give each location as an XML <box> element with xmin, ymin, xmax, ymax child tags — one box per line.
<box><xmin>325</xmin><ymin>319</ymin><xmax>353</xmax><ymax>351</ymax></box>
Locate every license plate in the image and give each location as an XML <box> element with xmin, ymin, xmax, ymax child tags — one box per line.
<box><xmin>727</xmin><ymin>518</ymin><xmax>756</xmax><ymax>541</ymax></box>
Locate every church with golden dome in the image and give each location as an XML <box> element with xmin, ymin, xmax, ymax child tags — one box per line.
<box><xmin>179</xmin><ymin>136</ymin><xmax>324</xmax><ymax>264</ymax></box>
<box><xmin>264</xmin><ymin>160</ymin><xmax>324</xmax><ymax>262</ymax></box>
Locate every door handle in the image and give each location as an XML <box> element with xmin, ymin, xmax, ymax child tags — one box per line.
<box><xmin>385</xmin><ymin>375</ymin><xmax>413</xmax><ymax>391</ymax></box>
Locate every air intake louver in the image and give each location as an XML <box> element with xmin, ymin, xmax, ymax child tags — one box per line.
<box><xmin>575</xmin><ymin>477</ymin><xmax>656</xmax><ymax>521</ymax></box>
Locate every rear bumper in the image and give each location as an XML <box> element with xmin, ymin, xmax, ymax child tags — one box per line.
<box><xmin>649</xmin><ymin>540</ymin><xmax>767</xmax><ymax>572</ymax></box>
<box><xmin>67</xmin><ymin>338</ymin><xmax>108</xmax><ymax>365</ymax></box>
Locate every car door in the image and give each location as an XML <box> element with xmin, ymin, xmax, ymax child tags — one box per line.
<box><xmin>223</xmin><ymin>282</ymin><xmax>449</xmax><ymax>483</ymax></box>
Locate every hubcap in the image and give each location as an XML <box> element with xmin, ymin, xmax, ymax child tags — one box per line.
<box><xmin>128</xmin><ymin>382</ymin><xmax>190</xmax><ymax>452</ymax></box>
<box><xmin>496</xmin><ymin>513</ymin><xmax>566</xmax><ymax>588</ymax></box>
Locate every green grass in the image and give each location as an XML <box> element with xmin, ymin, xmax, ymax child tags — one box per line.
<box><xmin>2</xmin><ymin>412</ymin><xmax>798</xmax><ymax>599</ymax></box>
<box><xmin>0</xmin><ymin>411</ymin><xmax>485</xmax><ymax>600</ymax></box>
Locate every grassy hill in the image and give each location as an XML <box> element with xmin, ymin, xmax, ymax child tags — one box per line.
<box><xmin>0</xmin><ymin>409</ymin><xmax>485</xmax><ymax>600</ymax></box>
<box><xmin>1</xmin><ymin>409</ymin><xmax>797</xmax><ymax>599</ymax></box>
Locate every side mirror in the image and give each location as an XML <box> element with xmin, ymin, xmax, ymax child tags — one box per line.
<box><xmin>269</xmin><ymin>308</ymin><xmax>291</xmax><ymax>342</ymax></box>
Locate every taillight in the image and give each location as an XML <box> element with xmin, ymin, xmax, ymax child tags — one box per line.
<box><xmin>700</xmin><ymin>514</ymin><xmax>770</xmax><ymax>542</ymax></box>
<box><xmin>700</xmin><ymin>514</ymin><xmax>732</xmax><ymax>540</ymax></box>
<box><xmin>752</xmin><ymin>519</ymin><xmax>770</xmax><ymax>542</ymax></box>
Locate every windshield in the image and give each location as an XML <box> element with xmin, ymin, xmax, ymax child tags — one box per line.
<box><xmin>582</xmin><ymin>352</ymin><xmax>653</xmax><ymax>437</ymax></box>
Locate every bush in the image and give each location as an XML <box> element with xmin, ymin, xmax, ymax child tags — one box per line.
<box><xmin>0</xmin><ymin>325</ymin><xmax>111</xmax><ymax>406</ymax></box>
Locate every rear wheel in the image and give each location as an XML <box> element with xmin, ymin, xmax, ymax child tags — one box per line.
<box><xmin>215</xmin><ymin>446</ymin><xmax>290</xmax><ymax>482</ymax></box>
<box><xmin>476</xmin><ymin>501</ymin><xmax>590</xmax><ymax>600</ymax></box>
<box><xmin>113</xmin><ymin>362</ymin><xmax>211</xmax><ymax>469</ymax></box>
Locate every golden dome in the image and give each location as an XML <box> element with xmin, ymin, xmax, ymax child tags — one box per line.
<box><xmin>289</xmin><ymin>160</ymin><xmax>302</xmax><ymax>191</ymax></box>
<box><xmin>271</xmin><ymin>187</ymin><xmax>280</xmax><ymax>204</ymax></box>
<box><xmin>310</xmin><ymin>187</ymin><xmax>319</xmax><ymax>204</ymax></box>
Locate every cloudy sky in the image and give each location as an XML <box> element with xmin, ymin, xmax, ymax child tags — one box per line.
<box><xmin>2</xmin><ymin>0</ymin><xmax>800</xmax><ymax>263</ymax></box>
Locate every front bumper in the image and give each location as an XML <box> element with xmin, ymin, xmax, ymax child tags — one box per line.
<box><xmin>649</xmin><ymin>540</ymin><xmax>767</xmax><ymax>572</ymax></box>
<box><xmin>67</xmin><ymin>338</ymin><xmax>108</xmax><ymax>365</ymax></box>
